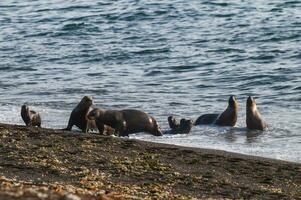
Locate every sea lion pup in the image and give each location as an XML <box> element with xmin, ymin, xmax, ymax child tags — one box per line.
<box><xmin>87</xmin><ymin>108</ymin><xmax>163</xmax><ymax>136</ymax></box>
<box><xmin>165</xmin><ymin>117</ymin><xmax>193</xmax><ymax>134</ymax></box>
<box><xmin>179</xmin><ymin>118</ymin><xmax>194</xmax><ymax>134</ymax></box>
<box><xmin>246</xmin><ymin>96</ymin><xmax>268</xmax><ymax>130</ymax></box>
<box><xmin>21</xmin><ymin>105</ymin><xmax>41</xmax><ymax>127</ymax></box>
<box><xmin>64</xmin><ymin>96</ymin><xmax>97</xmax><ymax>133</ymax></box>
<box><xmin>194</xmin><ymin>95</ymin><xmax>238</xmax><ymax>127</ymax></box>
<box><xmin>168</xmin><ymin>116</ymin><xmax>180</xmax><ymax>129</ymax></box>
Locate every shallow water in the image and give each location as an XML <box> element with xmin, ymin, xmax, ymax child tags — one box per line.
<box><xmin>0</xmin><ymin>0</ymin><xmax>300</xmax><ymax>162</ymax></box>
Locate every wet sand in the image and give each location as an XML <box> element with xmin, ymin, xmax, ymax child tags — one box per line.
<box><xmin>0</xmin><ymin>123</ymin><xmax>300</xmax><ymax>199</ymax></box>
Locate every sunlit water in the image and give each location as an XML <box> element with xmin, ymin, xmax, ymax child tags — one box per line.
<box><xmin>0</xmin><ymin>0</ymin><xmax>300</xmax><ymax>162</ymax></box>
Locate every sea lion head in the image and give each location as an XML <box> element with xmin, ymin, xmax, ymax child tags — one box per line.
<box><xmin>21</xmin><ymin>104</ymin><xmax>28</xmax><ymax>112</ymax></box>
<box><xmin>168</xmin><ymin>116</ymin><xmax>179</xmax><ymax>129</ymax></box>
<box><xmin>179</xmin><ymin>118</ymin><xmax>193</xmax><ymax>133</ymax></box>
<box><xmin>79</xmin><ymin>96</ymin><xmax>94</xmax><ymax>108</ymax></box>
<box><xmin>87</xmin><ymin>108</ymin><xmax>101</xmax><ymax>120</ymax></box>
<box><xmin>228</xmin><ymin>95</ymin><xmax>238</xmax><ymax>109</ymax></box>
<box><xmin>247</xmin><ymin>96</ymin><xmax>257</xmax><ymax>111</ymax></box>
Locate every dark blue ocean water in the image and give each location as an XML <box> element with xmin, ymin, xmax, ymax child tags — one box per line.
<box><xmin>0</xmin><ymin>0</ymin><xmax>300</xmax><ymax>162</ymax></box>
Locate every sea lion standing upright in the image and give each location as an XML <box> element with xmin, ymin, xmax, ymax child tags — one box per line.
<box><xmin>21</xmin><ymin>105</ymin><xmax>41</xmax><ymax>127</ymax></box>
<box><xmin>64</xmin><ymin>96</ymin><xmax>97</xmax><ymax>133</ymax></box>
<box><xmin>214</xmin><ymin>95</ymin><xmax>238</xmax><ymax>126</ymax></box>
<box><xmin>246</xmin><ymin>96</ymin><xmax>268</xmax><ymax>130</ymax></box>
<box><xmin>87</xmin><ymin>108</ymin><xmax>163</xmax><ymax>136</ymax></box>
<box><xmin>194</xmin><ymin>96</ymin><xmax>238</xmax><ymax>127</ymax></box>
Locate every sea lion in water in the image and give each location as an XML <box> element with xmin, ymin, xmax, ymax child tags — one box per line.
<box><xmin>214</xmin><ymin>95</ymin><xmax>238</xmax><ymax>126</ymax></box>
<box><xmin>87</xmin><ymin>108</ymin><xmax>163</xmax><ymax>136</ymax></box>
<box><xmin>165</xmin><ymin>116</ymin><xmax>193</xmax><ymax>134</ymax></box>
<box><xmin>194</xmin><ymin>96</ymin><xmax>238</xmax><ymax>127</ymax></box>
<box><xmin>168</xmin><ymin>116</ymin><xmax>180</xmax><ymax>129</ymax></box>
<box><xmin>21</xmin><ymin>105</ymin><xmax>41</xmax><ymax>127</ymax></box>
<box><xmin>64</xmin><ymin>96</ymin><xmax>97</xmax><ymax>133</ymax></box>
<box><xmin>179</xmin><ymin>118</ymin><xmax>194</xmax><ymax>133</ymax></box>
<box><xmin>246</xmin><ymin>96</ymin><xmax>268</xmax><ymax>130</ymax></box>
<box><xmin>194</xmin><ymin>113</ymin><xmax>219</xmax><ymax>125</ymax></box>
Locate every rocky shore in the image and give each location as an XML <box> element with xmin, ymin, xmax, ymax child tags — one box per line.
<box><xmin>0</xmin><ymin>123</ymin><xmax>300</xmax><ymax>199</ymax></box>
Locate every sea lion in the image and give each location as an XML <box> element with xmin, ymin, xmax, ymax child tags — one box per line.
<box><xmin>87</xmin><ymin>108</ymin><xmax>163</xmax><ymax>136</ymax></box>
<box><xmin>194</xmin><ymin>113</ymin><xmax>219</xmax><ymax>125</ymax></box>
<box><xmin>214</xmin><ymin>95</ymin><xmax>238</xmax><ymax>126</ymax></box>
<box><xmin>21</xmin><ymin>105</ymin><xmax>41</xmax><ymax>127</ymax></box>
<box><xmin>194</xmin><ymin>95</ymin><xmax>238</xmax><ymax>127</ymax></box>
<box><xmin>64</xmin><ymin>96</ymin><xmax>97</xmax><ymax>133</ymax></box>
<box><xmin>165</xmin><ymin>116</ymin><xmax>193</xmax><ymax>134</ymax></box>
<box><xmin>246</xmin><ymin>96</ymin><xmax>268</xmax><ymax>130</ymax></box>
<box><xmin>179</xmin><ymin>118</ymin><xmax>194</xmax><ymax>134</ymax></box>
<box><xmin>168</xmin><ymin>116</ymin><xmax>180</xmax><ymax>129</ymax></box>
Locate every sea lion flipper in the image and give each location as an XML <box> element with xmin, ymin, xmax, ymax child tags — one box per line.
<box><xmin>83</xmin><ymin>124</ymin><xmax>88</xmax><ymax>133</ymax></box>
<box><xmin>65</xmin><ymin>109</ymin><xmax>76</xmax><ymax>131</ymax></box>
<box><xmin>96</xmin><ymin>122</ymin><xmax>105</xmax><ymax>135</ymax></box>
<box><xmin>115</xmin><ymin>120</ymin><xmax>127</xmax><ymax>136</ymax></box>
<box><xmin>65</xmin><ymin>118</ymin><xmax>73</xmax><ymax>131</ymax></box>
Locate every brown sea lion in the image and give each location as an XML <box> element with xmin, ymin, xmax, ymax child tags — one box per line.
<box><xmin>87</xmin><ymin>108</ymin><xmax>163</xmax><ymax>136</ymax></box>
<box><xmin>246</xmin><ymin>96</ymin><xmax>268</xmax><ymax>130</ymax></box>
<box><xmin>64</xmin><ymin>96</ymin><xmax>97</xmax><ymax>133</ymax></box>
<box><xmin>21</xmin><ymin>105</ymin><xmax>41</xmax><ymax>127</ymax></box>
<box><xmin>165</xmin><ymin>116</ymin><xmax>193</xmax><ymax>134</ymax></box>
<box><xmin>215</xmin><ymin>95</ymin><xmax>238</xmax><ymax>126</ymax></box>
<box><xmin>194</xmin><ymin>96</ymin><xmax>238</xmax><ymax>127</ymax></box>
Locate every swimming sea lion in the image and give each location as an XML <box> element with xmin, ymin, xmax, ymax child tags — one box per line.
<box><xmin>194</xmin><ymin>114</ymin><xmax>219</xmax><ymax>125</ymax></box>
<box><xmin>179</xmin><ymin>118</ymin><xmax>194</xmax><ymax>134</ymax></box>
<box><xmin>194</xmin><ymin>96</ymin><xmax>238</xmax><ymax>127</ymax></box>
<box><xmin>21</xmin><ymin>105</ymin><xmax>41</xmax><ymax>127</ymax></box>
<box><xmin>246</xmin><ymin>96</ymin><xmax>268</xmax><ymax>130</ymax></box>
<box><xmin>87</xmin><ymin>108</ymin><xmax>163</xmax><ymax>136</ymax></box>
<box><xmin>165</xmin><ymin>116</ymin><xmax>193</xmax><ymax>134</ymax></box>
<box><xmin>64</xmin><ymin>96</ymin><xmax>97</xmax><ymax>133</ymax></box>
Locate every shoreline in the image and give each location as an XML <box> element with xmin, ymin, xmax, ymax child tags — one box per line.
<box><xmin>0</xmin><ymin>123</ymin><xmax>300</xmax><ymax>199</ymax></box>
<box><xmin>133</xmin><ymin>138</ymin><xmax>300</xmax><ymax>165</ymax></box>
